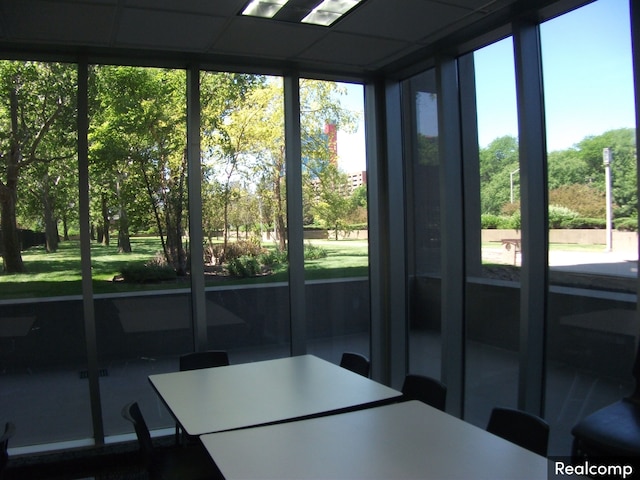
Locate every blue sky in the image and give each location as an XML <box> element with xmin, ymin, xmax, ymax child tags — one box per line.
<box><xmin>476</xmin><ymin>0</ymin><xmax>635</xmax><ymax>151</ymax></box>
<box><xmin>338</xmin><ymin>0</ymin><xmax>635</xmax><ymax>172</ymax></box>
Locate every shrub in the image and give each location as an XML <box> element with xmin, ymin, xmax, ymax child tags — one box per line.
<box><xmin>481</xmin><ymin>214</ymin><xmax>502</xmax><ymax>229</ymax></box>
<box><xmin>260</xmin><ymin>247</ymin><xmax>288</xmax><ymax>267</ymax></box>
<box><xmin>560</xmin><ymin>217</ymin><xmax>606</xmax><ymax>229</ymax></box>
<box><xmin>120</xmin><ymin>263</ymin><xmax>177</xmax><ymax>283</ymax></box>
<box><xmin>227</xmin><ymin>255</ymin><xmax>262</xmax><ymax>277</ymax></box>
<box><xmin>615</xmin><ymin>217</ymin><xmax>638</xmax><ymax>232</ymax></box>
<box><xmin>548</xmin><ymin>205</ymin><xmax>578</xmax><ymax>229</ymax></box>
<box><xmin>549</xmin><ymin>184</ymin><xmax>605</xmax><ymax>218</ymax></box>
<box><xmin>204</xmin><ymin>239</ymin><xmax>266</xmax><ymax>264</ymax></box>
<box><xmin>304</xmin><ymin>243</ymin><xmax>328</xmax><ymax>260</ymax></box>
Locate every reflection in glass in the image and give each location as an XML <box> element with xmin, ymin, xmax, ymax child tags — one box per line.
<box><xmin>404</xmin><ymin>70</ymin><xmax>442</xmax><ymax>380</ymax></box>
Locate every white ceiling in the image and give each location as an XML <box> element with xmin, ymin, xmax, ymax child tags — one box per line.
<box><xmin>0</xmin><ymin>0</ymin><xmax>571</xmax><ymax>76</ymax></box>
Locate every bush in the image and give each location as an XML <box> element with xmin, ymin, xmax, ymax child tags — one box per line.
<box><xmin>548</xmin><ymin>205</ymin><xmax>578</xmax><ymax>229</ymax></box>
<box><xmin>120</xmin><ymin>263</ymin><xmax>177</xmax><ymax>283</ymax></box>
<box><xmin>260</xmin><ymin>247</ymin><xmax>288</xmax><ymax>267</ymax></box>
<box><xmin>559</xmin><ymin>217</ymin><xmax>606</xmax><ymax>229</ymax></box>
<box><xmin>549</xmin><ymin>184</ymin><xmax>605</xmax><ymax>218</ymax></box>
<box><xmin>304</xmin><ymin>243</ymin><xmax>328</xmax><ymax>260</ymax></box>
<box><xmin>615</xmin><ymin>217</ymin><xmax>638</xmax><ymax>231</ymax></box>
<box><xmin>481</xmin><ymin>214</ymin><xmax>502</xmax><ymax>229</ymax></box>
<box><xmin>204</xmin><ymin>239</ymin><xmax>266</xmax><ymax>265</ymax></box>
<box><xmin>227</xmin><ymin>255</ymin><xmax>262</xmax><ymax>277</ymax></box>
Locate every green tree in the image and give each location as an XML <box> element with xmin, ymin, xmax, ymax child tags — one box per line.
<box><xmin>479</xmin><ymin>135</ymin><xmax>519</xmax><ymax>214</ymax></box>
<box><xmin>0</xmin><ymin>61</ymin><xmax>76</xmax><ymax>272</ymax></box>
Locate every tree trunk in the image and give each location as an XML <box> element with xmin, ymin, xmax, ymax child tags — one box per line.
<box><xmin>0</xmin><ymin>89</ymin><xmax>25</xmax><ymax>272</ymax></box>
<box><xmin>116</xmin><ymin>175</ymin><xmax>131</xmax><ymax>253</ymax></box>
<box><xmin>62</xmin><ymin>212</ymin><xmax>70</xmax><ymax>241</ymax></box>
<box><xmin>0</xmin><ymin>189</ymin><xmax>25</xmax><ymax>273</ymax></box>
<box><xmin>274</xmin><ymin>174</ymin><xmax>287</xmax><ymax>251</ymax></box>
<box><xmin>42</xmin><ymin>173</ymin><xmax>59</xmax><ymax>253</ymax></box>
<box><xmin>101</xmin><ymin>192</ymin><xmax>110</xmax><ymax>246</ymax></box>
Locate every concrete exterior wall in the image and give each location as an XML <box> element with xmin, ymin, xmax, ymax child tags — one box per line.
<box><xmin>482</xmin><ymin>229</ymin><xmax>638</xmax><ymax>253</ymax></box>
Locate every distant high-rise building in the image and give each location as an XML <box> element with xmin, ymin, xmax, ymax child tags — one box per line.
<box><xmin>324</xmin><ymin>123</ymin><xmax>338</xmax><ymax>165</ymax></box>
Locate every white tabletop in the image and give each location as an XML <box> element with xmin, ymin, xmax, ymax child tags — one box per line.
<box><xmin>148</xmin><ymin>354</ymin><xmax>401</xmax><ymax>436</ymax></box>
<box><xmin>201</xmin><ymin>400</ymin><xmax>549</xmax><ymax>480</ymax></box>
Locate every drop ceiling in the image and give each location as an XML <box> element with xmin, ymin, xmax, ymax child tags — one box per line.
<box><xmin>0</xmin><ymin>0</ymin><xmax>583</xmax><ymax>77</ymax></box>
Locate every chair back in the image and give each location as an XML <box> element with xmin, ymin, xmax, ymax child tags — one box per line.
<box><xmin>179</xmin><ymin>350</ymin><xmax>229</xmax><ymax>371</ymax></box>
<box><xmin>401</xmin><ymin>374</ymin><xmax>447</xmax><ymax>411</ymax></box>
<box><xmin>340</xmin><ymin>352</ymin><xmax>370</xmax><ymax>377</ymax></box>
<box><xmin>122</xmin><ymin>402</ymin><xmax>154</xmax><ymax>462</ymax></box>
<box><xmin>0</xmin><ymin>422</ymin><xmax>15</xmax><ymax>477</ymax></box>
<box><xmin>487</xmin><ymin>407</ymin><xmax>549</xmax><ymax>457</ymax></box>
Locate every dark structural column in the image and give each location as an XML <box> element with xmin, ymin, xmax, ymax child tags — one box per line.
<box><xmin>78</xmin><ymin>59</ymin><xmax>105</xmax><ymax>444</ymax></box>
<box><xmin>187</xmin><ymin>65</ymin><xmax>208</xmax><ymax>351</ymax></box>
<box><xmin>437</xmin><ymin>55</ymin><xmax>466</xmax><ymax>417</ymax></box>
<box><xmin>284</xmin><ymin>74</ymin><xmax>306</xmax><ymax>356</ymax></box>
<box><xmin>513</xmin><ymin>18</ymin><xmax>549</xmax><ymax>416</ymax></box>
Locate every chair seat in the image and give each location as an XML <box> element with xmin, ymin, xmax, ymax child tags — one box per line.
<box><xmin>572</xmin><ymin>398</ymin><xmax>640</xmax><ymax>457</ymax></box>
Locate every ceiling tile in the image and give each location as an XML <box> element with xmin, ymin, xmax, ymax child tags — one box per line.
<box><xmin>299</xmin><ymin>32</ymin><xmax>410</xmax><ymax>69</ymax></box>
<box><xmin>211</xmin><ymin>17</ymin><xmax>325</xmax><ymax>59</ymax></box>
<box><xmin>116</xmin><ymin>8</ymin><xmax>226</xmax><ymax>51</ymax></box>
<box><xmin>335</xmin><ymin>0</ymin><xmax>474</xmax><ymax>43</ymax></box>
<box><xmin>123</xmin><ymin>0</ymin><xmax>247</xmax><ymax>17</ymax></box>
<box><xmin>3</xmin><ymin>0</ymin><xmax>116</xmax><ymax>45</ymax></box>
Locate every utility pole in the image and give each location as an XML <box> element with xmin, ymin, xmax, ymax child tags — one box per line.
<box><xmin>603</xmin><ymin>147</ymin><xmax>613</xmax><ymax>252</ymax></box>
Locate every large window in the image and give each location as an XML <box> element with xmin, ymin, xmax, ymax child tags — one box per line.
<box><xmin>541</xmin><ymin>0</ymin><xmax>637</xmax><ymax>456</ymax></box>
<box><xmin>89</xmin><ymin>65</ymin><xmax>193</xmax><ymax>436</ymax></box>
<box><xmin>464</xmin><ymin>38</ymin><xmax>522</xmax><ymax>428</ymax></box>
<box><xmin>301</xmin><ymin>80</ymin><xmax>370</xmax><ymax>363</ymax></box>
<box><xmin>0</xmin><ymin>61</ymin><xmax>93</xmax><ymax>447</ymax></box>
<box><xmin>200</xmin><ymin>73</ymin><xmax>291</xmax><ymax>362</ymax></box>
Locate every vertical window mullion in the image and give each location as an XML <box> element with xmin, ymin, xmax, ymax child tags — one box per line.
<box><xmin>513</xmin><ymin>19</ymin><xmax>549</xmax><ymax>416</ymax></box>
<box><xmin>436</xmin><ymin>56</ymin><xmax>466</xmax><ymax>418</ymax></box>
<box><xmin>78</xmin><ymin>59</ymin><xmax>104</xmax><ymax>445</ymax></box>
<box><xmin>187</xmin><ymin>65</ymin><xmax>207</xmax><ymax>352</ymax></box>
<box><xmin>284</xmin><ymin>74</ymin><xmax>306</xmax><ymax>356</ymax></box>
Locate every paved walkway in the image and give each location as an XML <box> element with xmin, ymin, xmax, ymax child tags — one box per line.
<box><xmin>484</xmin><ymin>246</ymin><xmax>638</xmax><ymax>278</ymax></box>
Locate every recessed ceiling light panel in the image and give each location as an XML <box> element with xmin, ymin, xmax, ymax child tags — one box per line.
<box><xmin>242</xmin><ymin>0</ymin><xmax>289</xmax><ymax>19</ymax></box>
<box><xmin>301</xmin><ymin>0</ymin><xmax>362</xmax><ymax>26</ymax></box>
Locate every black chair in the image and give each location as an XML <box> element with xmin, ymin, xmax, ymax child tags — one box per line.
<box><xmin>486</xmin><ymin>407</ymin><xmax>550</xmax><ymax>457</ymax></box>
<box><xmin>401</xmin><ymin>374</ymin><xmax>447</xmax><ymax>411</ymax></box>
<box><xmin>340</xmin><ymin>352</ymin><xmax>370</xmax><ymax>377</ymax></box>
<box><xmin>0</xmin><ymin>422</ymin><xmax>15</xmax><ymax>480</ymax></box>
<box><xmin>571</xmin><ymin>343</ymin><xmax>640</xmax><ymax>463</ymax></box>
<box><xmin>122</xmin><ymin>402</ymin><xmax>220</xmax><ymax>480</ymax></box>
<box><xmin>179</xmin><ymin>350</ymin><xmax>229</xmax><ymax>371</ymax></box>
<box><xmin>176</xmin><ymin>350</ymin><xmax>230</xmax><ymax>443</ymax></box>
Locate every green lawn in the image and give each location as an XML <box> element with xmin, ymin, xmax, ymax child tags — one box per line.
<box><xmin>0</xmin><ymin>237</ymin><xmax>370</xmax><ymax>299</ymax></box>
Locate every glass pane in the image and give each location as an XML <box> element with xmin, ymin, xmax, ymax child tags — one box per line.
<box><xmin>404</xmin><ymin>70</ymin><xmax>442</xmax><ymax>379</ymax></box>
<box><xmin>0</xmin><ymin>61</ymin><xmax>93</xmax><ymax>447</ymax></box>
<box><xmin>89</xmin><ymin>65</ymin><xmax>193</xmax><ymax>436</ymax></box>
<box><xmin>465</xmin><ymin>38</ymin><xmax>521</xmax><ymax>427</ymax></box>
<box><xmin>541</xmin><ymin>0</ymin><xmax>637</xmax><ymax>456</ymax></box>
<box><xmin>200</xmin><ymin>74</ymin><xmax>291</xmax><ymax>362</ymax></box>
<box><xmin>300</xmin><ymin>80</ymin><xmax>370</xmax><ymax>364</ymax></box>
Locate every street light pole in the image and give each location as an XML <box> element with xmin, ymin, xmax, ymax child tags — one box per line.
<box><xmin>510</xmin><ymin>168</ymin><xmax>520</xmax><ymax>204</ymax></box>
<box><xmin>603</xmin><ymin>147</ymin><xmax>613</xmax><ymax>252</ymax></box>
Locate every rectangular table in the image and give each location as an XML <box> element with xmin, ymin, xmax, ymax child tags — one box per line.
<box><xmin>201</xmin><ymin>400</ymin><xmax>548</xmax><ymax>480</ymax></box>
<box><xmin>149</xmin><ymin>354</ymin><xmax>401</xmax><ymax>436</ymax></box>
